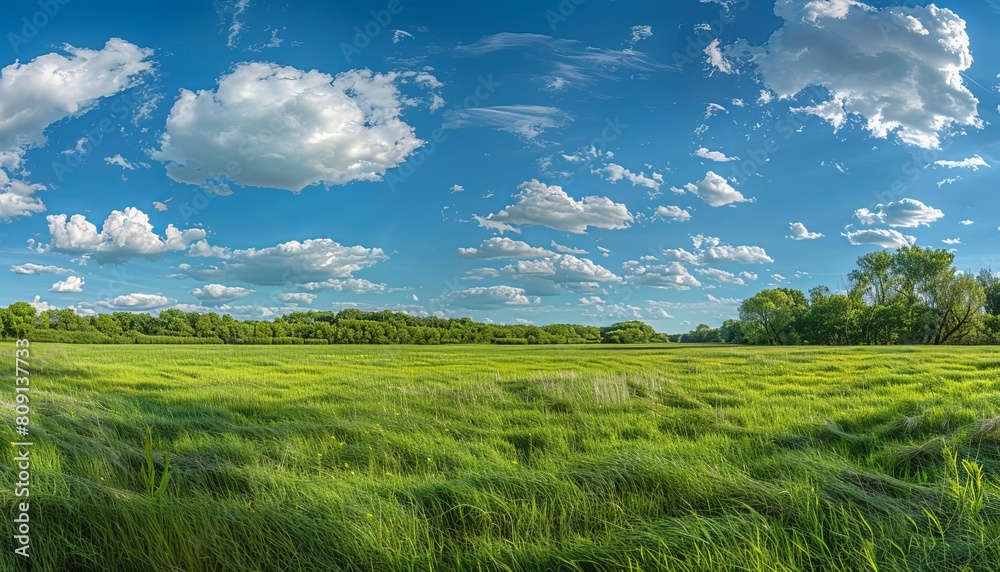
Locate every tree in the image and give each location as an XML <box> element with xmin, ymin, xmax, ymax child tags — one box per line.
<box><xmin>601</xmin><ymin>321</ymin><xmax>664</xmax><ymax>344</ymax></box>
<box><xmin>94</xmin><ymin>314</ymin><xmax>125</xmax><ymax>338</ymax></box>
<box><xmin>799</xmin><ymin>286</ymin><xmax>853</xmax><ymax>345</ymax></box>
<box><xmin>924</xmin><ymin>273</ymin><xmax>985</xmax><ymax>344</ymax></box>
<box><xmin>976</xmin><ymin>268</ymin><xmax>1000</xmax><ymax>316</ymax></box>
<box><xmin>738</xmin><ymin>288</ymin><xmax>808</xmax><ymax>345</ymax></box>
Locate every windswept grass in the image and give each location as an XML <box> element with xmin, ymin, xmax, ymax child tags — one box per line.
<box><xmin>0</xmin><ymin>344</ymin><xmax>998</xmax><ymax>571</ymax></box>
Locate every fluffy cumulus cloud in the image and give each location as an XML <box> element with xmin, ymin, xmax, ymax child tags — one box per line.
<box><xmin>46</xmin><ymin>207</ymin><xmax>206</xmax><ymax>264</ymax></box>
<box><xmin>933</xmin><ymin>155</ymin><xmax>990</xmax><ymax>171</ymax></box>
<box><xmin>592</xmin><ymin>163</ymin><xmax>663</xmax><ymax>191</ymax></box>
<box><xmin>501</xmin><ymin>254</ymin><xmax>621</xmax><ymax>293</ymax></box>
<box><xmin>694</xmin><ymin>147</ymin><xmax>738</xmax><ymax>162</ymax></box>
<box><xmin>475</xmin><ymin>179</ymin><xmax>632</xmax><ymax>234</ymax></box>
<box><xmin>579</xmin><ymin>297</ymin><xmax>672</xmax><ymax>321</ymax></box>
<box><xmin>277</xmin><ymin>292</ymin><xmax>317</xmax><ymax>305</ymax></box>
<box><xmin>153</xmin><ymin>63</ymin><xmax>424</xmax><ymax>193</ymax></box>
<box><xmin>0</xmin><ymin>38</ymin><xmax>153</xmax><ymax>165</ymax></box>
<box><xmin>654</xmin><ymin>205</ymin><xmax>692</xmax><ymax>222</ymax></box>
<box><xmin>680</xmin><ymin>171</ymin><xmax>751</xmax><ymax>207</ymax></box>
<box><xmin>50</xmin><ymin>276</ymin><xmax>85</xmax><ymax>293</ymax></box>
<box><xmin>787</xmin><ymin>222</ymin><xmax>824</xmax><ymax>240</ymax></box>
<box><xmin>437</xmin><ymin>285</ymin><xmax>539</xmax><ymax>309</ymax></box>
<box><xmin>300</xmin><ymin>278</ymin><xmax>390</xmax><ymax>293</ymax></box>
<box><xmin>843</xmin><ymin>228</ymin><xmax>916</xmax><ymax>248</ymax></box>
<box><xmin>854</xmin><ymin>198</ymin><xmax>944</xmax><ymax>227</ymax></box>
<box><xmin>694</xmin><ymin>267</ymin><xmax>752</xmax><ymax>286</ymax></box>
<box><xmin>694</xmin><ymin>234</ymin><xmax>773</xmax><ymax>264</ymax></box>
<box><xmin>662</xmin><ymin>235</ymin><xmax>774</xmax><ymax>265</ymax></box>
<box><xmin>182</xmin><ymin>238</ymin><xmax>387</xmax><ymax>286</ymax></box>
<box><xmin>457</xmin><ymin>237</ymin><xmax>554</xmax><ymax>259</ymax></box>
<box><xmin>755</xmin><ymin>1</ymin><xmax>980</xmax><ymax>149</ymax></box>
<box><xmin>622</xmin><ymin>260</ymin><xmax>702</xmax><ymax>290</ymax></box>
<box><xmin>96</xmin><ymin>293</ymin><xmax>176</xmax><ymax>310</ymax></box>
<box><xmin>190</xmin><ymin>284</ymin><xmax>254</xmax><ymax>304</ymax></box>
<box><xmin>0</xmin><ymin>39</ymin><xmax>153</xmax><ymax>219</ymax></box>
<box><xmin>443</xmin><ymin>105</ymin><xmax>571</xmax><ymax>142</ymax></box>
<box><xmin>10</xmin><ymin>263</ymin><xmax>73</xmax><ymax>275</ymax></box>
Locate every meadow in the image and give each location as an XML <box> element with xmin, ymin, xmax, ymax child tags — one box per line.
<box><xmin>1</xmin><ymin>343</ymin><xmax>998</xmax><ymax>571</ymax></box>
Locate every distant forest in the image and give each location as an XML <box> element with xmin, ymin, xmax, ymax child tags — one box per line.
<box><xmin>3</xmin><ymin>247</ymin><xmax>998</xmax><ymax>346</ymax></box>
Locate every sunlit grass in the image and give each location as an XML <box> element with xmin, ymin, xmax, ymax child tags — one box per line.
<box><xmin>1</xmin><ymin>343</ymin><xmax>998</xmax><ymax>570</ymax></box>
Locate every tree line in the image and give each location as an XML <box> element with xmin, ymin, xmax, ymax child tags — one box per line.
<box><xmin>677</xmin><ymin>246</ymin><xmax>1000</xmax><ymax>345</ymax></box>
<box><xmin>0</xmin><ymin>303</ymin><xmax>669</xmax><ymax>345</ymax></box>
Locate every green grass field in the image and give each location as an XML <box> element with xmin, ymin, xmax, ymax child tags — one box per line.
<box><xmin>1</xmin><ymin>343</ymin><xmax>999</xmax><ymax>571</ymax></box>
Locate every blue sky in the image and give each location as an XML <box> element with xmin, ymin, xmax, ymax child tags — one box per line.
<box><xmin>1</xmin><ymin>0</ymin><xmax>999</xmax><ymax>330</ymax></box>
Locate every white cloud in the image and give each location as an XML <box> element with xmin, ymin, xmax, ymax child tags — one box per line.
<box><xmin>10</xmin><ymin>263</ymin><xmax>73</xmax><ymax>275</ymax></box>
<box><xmin>623</xmin><ymin>260</ymin><xmax>701</xmax><ymax>290</ymax></box>
<box><xmin>654</xmin><ymin>205</ymin><xmax>692</xmax><ymax>222</ymax></box>
<box><xmin>96</xmin><ymin>293</ymin><xmax>176</xmax><ymax>310</ymax></box>
<box><xmin>153</xmin><ymin>200</ymin><xmax>171</xmax><ymax>211</ymax></box>
<box><xmin>455</xmin><ymin>33</ymin><xmax>660</xmax><ymax>89</ymax></box>
<box><xmin>392</xmin><ymin>30</ymin><xmax>414</xmax><ymax>43</ymax></box>
<box><xmin>476</xmin><ymin>179</ymin><xmax>632</xmax><ymax>234</ymax></box>
<box><xmin>705</xmin><ymin>103</ymin><xmax>728</xmax><ymax>118</ymax></box>
<box><xmin>843</xmin><ymin>228</ymin><xmax>916</xmax><ymax>248</ymax></box>
<box><xmin>457</xmin><ymin>237</ymin><xmax>554</xmax><ymax>259</ymax></box>
<box><xmin>0</xmin><ymin>38</ymin><xmax>153</xmax><ymax>167</ymax></box>
<box><xmin>681</xmin><ymin>171</ymin><xmax>752</xmax><ymax>207</ymax></box>
<box><xmin>0</xmin><ymin>39</ymin><xmax>153</xmax><ymax>220</ymax></box>
<box><xmin>937</xmin><ymin>177</ymin><xmax>960</xmax><ymax>188</ymax></box>
<box><xmin>854</xmin><ymin>198</ymin><xmax>943</xmax><ymax>228</ymax></box>
<box><xmin>580</xmin><ymin>299</ymin><xmax>673</xmax><ymax>321</ymax></box>
<box><xmin>941</xmin><ymin>238</ymin><xmax>961</xmax><ymax>245</ymax></box>
<box><xmin>661</xmin><ymin>248</ymin><xmax>700</xmax><ymax>265</ymax></box>
<box><xmin>627</xmin><ymin>25</ymin><xmax>653</xmax><ymax>50</ymax></box>
<box><xmin>695</xmin><ymin>267</ymin><xmax>749</xmax><ymax>286</ymax></box>
<box><xmin>550</xmin><ymin>240</ymin><xmax>588</xmax><ymax>255</ymax></box>
<box><xmin>182</xmin><ymin>238</ymin><xmax>387</xmax><ymax>286</ymax></box>
<box><xmin>959</xmin><ymin>220</ymin><xmax>973</xmax><ymax>225</ymax></box>
<box><xmin>694</xmin><ymin>147</ymin><xmax>739</xmax><ymax>162</ymax></box>
<box><xmin>154</xmin><ymin>63</ymin><xmax>424</xmax><ymax>193</ymax></box>
<box><xmin>104</xmin><ymin>154</ymin><xmax>138</xmax><ymax>170</ymax></box>
<box><xmin>50</xmin><ymin>276</ymin><xmax>85</xmax><ymax>293</ymax></box>
<box><xmin>190</xmin><ymin>284</ymin><xmax>254</xmax><ymax>304</ymax></box>
<box><xmin>0</xmin><ymin>176</ymin><xmax>45</xmax><ymax>220</ymax></box>
<box><xmin>278</xmin><ymin>293</ymin><xmax>317</xmax><ymax>305</ymax></box>
<box><xmin>665</xmin><ymin>235</ymin><xmax>773</xmax><ymax>265</ymax></box>
<box><xmin>450</xmin><ymin>184</ymin><xmax>464</xmax><ymax>193</ymax></box>
<box><xmin>218</xmin><ymin>0</ymin><xmax>251</xmax><ymax>47</ymax></box>
<box><xmin>28</xmin><ymin>296</ymin><xmax>57</xmax><ymax>313</ymax></box>
<box><xmin>787</xmin><ymin>222</ymin><xmax>824</xmax><ymax>240</ymax></box>
<box><xmin>933</xmin><ymin>155</ymin><xmax>990</xmax><ymax>171</ymax></box>
<box><xmin>301</xmin><ymin>278</ymin><xmax>390</xmax><ymax>293</ymax></box>
<box><xmin>756</xmin><ymin>2</ymin><xmax>980</xmax><ymax>149</ymax></box>
<box><xmin>437</xmin><ymin>285</ymin><xmax>538</xmax><ymax>309</ymax></box>
<box><xmin>443</xmin><ymin>105</ymin><xmax>571</xmax><ymax>142</ymax></box>
<box><xmin>46</xmin><ymin>207</ymin><xmax>206</xmax><ymax>264</ymax></box>
<box><xmin>502</xmin><ymin>254</ymin><xmax>622</xmax><ymax>287</ymax></box>
<box><xmin>592</xmin><ymin>163</ymin><xmax>663</xmax><ymax>191</ymax></box>
<box><xmin>704</xmin><ymin>38</ymin><xmax>734</xmax><ymax>74</ymax></box>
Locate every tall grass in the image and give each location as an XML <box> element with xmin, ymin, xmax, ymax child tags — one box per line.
<box><xmin>0</xmin><ymin>344</ymin><xmax>997</xmax><ymax>570</ymax></box>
